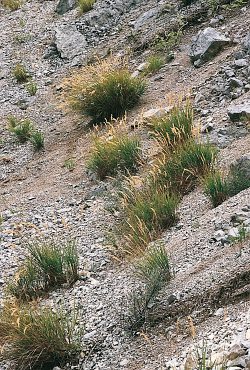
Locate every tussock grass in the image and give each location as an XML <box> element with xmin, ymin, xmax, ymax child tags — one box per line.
<box><xmin>135</xmin><ymin>244</ymin><xmax>171</xmax><ymax>282</ymax></box>
<box><xmin>155</xmin><ymin>140</ymin><xmax>217</xmax><ymax>194</ymax></box>
<box><xmin>13</xmin><ymin>63</ymin><xmax>29</xmax><ymax>83</ymax></box>
<box><xmin>65</xmin><ymin>57</ymin><xmax>146</xmax><ymax>123</ymax></box>
<box><xmin>149</xmin><ymin>102</ymin><xmax>193</xmax><ymax>150</ymax></box>
<box><xmin>0</xmin><ymin>301</ymin><xmax>81</xmax><ymax>370</ymax></box>
<box><xmin>144</xmin><ymin>55</ymin><xmax>165</xmax><ymax>75</ymax></box>
<box><xmin>87</xmin><ymin>123</ymin><xmax>141</xmax><ymax>179</ymax></box>
<box><xmin>1</xmin><ymin>0</ymin><xmax>22</xmax><ymax>10</ymax></box>
<box><xmin>30</xmin><ymin>130</ymin><xmax>44</xmax><ymax>151</ymax></box>
<box><xmin>204</xmin><ymin>168</ymin><xmax>250</xmax><ymax>207</ymax></box>
<box><xmin>203</xmin><ymin>171</ymin><xmax>228</xmax><ymax>207</ymax></box>
<box><xmin>8</xmin><ymin>116</ymin><xmax>33</xmax><ymax>143</ymax></box>
<box><xmin>78</xmin><ymin>0</ymin><xmax>95</xmax><ymax>14</ymax></box>
<box><xmin>121</xmin><ymin>183</ymin><xmax>179</xmax><ymax>254</ymax></box>
<box><xmin>125</xmin><ymin>245</ymin><xmax>171</xmax><ymax>333</ymax></box>
<box><xmin>26</xmin><ymin>81</ymin><xmax>37</xmax><ymax>96</ymax></box>
<box><xmin>8</xmin><ymin>241</ymin><xmax>79</xmax><ymax>301</ymax></box>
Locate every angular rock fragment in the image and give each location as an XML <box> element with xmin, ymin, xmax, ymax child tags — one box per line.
<box><xmin>189</xmin><ymin>27</ymin><xmax>231</xmax><ymax>66</ymax></box>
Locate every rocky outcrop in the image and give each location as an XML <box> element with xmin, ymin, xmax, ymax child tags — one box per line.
<box><xmin>190</xmin><ymin>27</ymin><xmax>231</xmax><ymax>66</ymax></box>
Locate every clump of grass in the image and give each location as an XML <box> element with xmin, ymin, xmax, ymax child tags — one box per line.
<box><xmin>8</xmin><ymin>241</ymin><xmax>79</xmax><ymax>301</ymax></box>
<box><xmin>155</xmin><ymin>140</ymin><xmax>217</xmax><ymax>195</ymax></box>
<box><xmin>30</xmin><ymin>130</ymin><xmax>44</xmax><ymax>151</ymax></box>
<box><xmin>88</xmin><ymin>124</ymin><xmax>141</xmax><ymax>179</ymax></box>
<box><xmin>149</xmin><ymin>102</ymin><xmax>193</xmax><ymax>150</ymax></box>
<box><xmin>121</xmin><ymin>184</ymin><xmax>179</xmax><ymax>254</ymax></box>
<box><xmin>8</xmin><ymin>116</ymin><xmax>33</xmax><ymax>143</ymax></box>
<box><xmin>64</xmin><ymin>158</ymin><xmax>75</xmax><ymax>171</ymax></box>
<box><xmin>26</xmin><ymin>81</ymin><xmax>37</xmax><ymax>96</ymax></box>
<box><xmin>78</xmin><ymin>0</ymin><xmax>95</xmax><ymax>14</ymax></box>
<box><xmin>204</xmin><ymin>168</ymin><xmax>250</xmax><ymax>207</ymax></box>
<box><xmin>135</xmin><ymin>244</ymin><xmax>171</xmax><ymax>283</ymax></box>
<box><xmin>203</xmin><ymin>171</ymin><xmax>228</xmax><ymax>207</ymax></box>
<box><xmin>125</xmin><ymin>245</ymin><xmax>171</xmax><ymax>333</ymax></box>
<box><xmin>0</xmin><ymin>301</ymin><xmax>82</xmax><ymax>370</ymax></box>
<box><xmin>65</xmin><ymin>57</ymin><xmax>146</xmax><ymax>123</ymax></box>
<box><xmin>2</xmin><ymin>0</ymin><xmax>22</xmax><ymax>10</ymax></box>
<box><xmin>144</xmin><ymin>55</ymin><xmax>165</xmax><ymax>75</ymax></box>
<box><xmin>13</xmin><ymin>63</ymin><xmax>29</xmax><ymax>83</ymax></box>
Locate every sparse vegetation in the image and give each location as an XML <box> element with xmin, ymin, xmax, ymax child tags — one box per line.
<box><xmin>155</xmin><ymin>140</ymin><xmax>217</xmax><ymax>194</ymax></box>
<box><xmin>88</xmin><ymin>124</ymin><xmax>141</xmax><ymax>179</ymax></box>
<box><xmin>30</xmin><ymin>130</ymin><xmax>44</xmax><ymax>151</ymax></box>
<box><xmin>8</xmin><ymin>241</ymin><xmax>79</xmax><ymax>301</ymax></box>
<box><xmin>144</xmin><ymin>55</ymin><xmax>165</xmax><ymax>75</ymax></box>
<box><xmin>203</xmin><ymin>171</ymin><xmax>228</xmax><ymax>207</ymax></box>
<box><xmin>64</xmin><ymin>158</ymin><xmax>76</xmax><ymax>171</ymax></box>
<box><xmin>8</xmin><ymin>116</ymin><xmax>33</xmax><ymax>143</ymax></box>
<box><xmin>13</xmin><ymin>63</ymin><xmax>29</xmax><ymax>83</ymax></box>
<box><xmin>125</xmin><ymin>245</ymin><xmax>171</xmax><ymax>333</ymax></box>
<box><xmin>135</xmin><ymin>244</ymin><xmax>171</xmax><ymax>282</ymax></box>
<box><xmin>0</xmin><ymin>301</ymin><xmax>82</xmax><ymax>370</ymax></box>
<box><xmin>78</xmin><ymin>0</ymin><xmax>95</xmax><ymax>14</ymax></box>
<box><xmin>149</xmin><ymin>102</ymin><xmax>193</xmax><ymax>150</ymax></box>
<box><xmin>121</xmin><ymin>183</ymin><xmax>179</xmax><ymax>254</ymax></box>
<box><xmin>26</xmin><ymin>81</ymin><xmax>37</xmax><ymax>96</ymax></box>
<box><xmin>65</xmin><ymin>57</ymin><xmax>146</xmax><ymax>123</ymax></box>
<box><xmin>1</xmin><ymin>0</ymin><xmax>22</xmax><ymax>10</ymax></box>
<box><xmin>204</xmin><ymin>167</ymin><xmax>250</xmax><ymax>207</ymax></box>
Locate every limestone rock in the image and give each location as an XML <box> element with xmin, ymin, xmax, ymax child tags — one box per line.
<box><xmin>55</xmin><ymin>24</ymin><xmax>87</xmax><ymax>60</ymax></box>
<box><xmin>189</xmin><ymin>27</ymin><xmax>231</xmax><ymax>65</ymax></box>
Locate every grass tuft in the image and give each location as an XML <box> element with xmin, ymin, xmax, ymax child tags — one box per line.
<box><xmin>0</xmin><ymin>301</ymin><xmax>82</xmax><ymax>370</ymax></box>
<box><xmin>8</xmin><ymin>116</ymin><xmax>33</xmax><ymax>143</ymax></box>
<box><xmin>1</xmin><ymin>0</ymin><xmax>22</xmax><ymax>10</ymax></box>
<box><xmin>8</xmin><ymin>241</ymin><xmax>79</xmax><ymax>301</ymax></box>
<box><xmin>13</xmin><ymin>63</ymin><xmax>29</xmax><ymax>83</ymax></box>
<box><xmin>204</xmin><ymin>168</ymin><xmax>250</xmax><ymax>207</ymax></box>
<box><xmin>26</xmin><ymin>81</ymin><xmax>37</xmax><ymax>96</ymax></box>
<box><xmin>155</xmin><ymin>140</ymin><xmax>217</xmax><ymax>194</ymax></box>
<box><xmin>121</xmin><ymin>184</ymin><xmax>179</xmax><ymax>254</ymax></box>
<box><xmin>30</xmin><ymin>130</ymin><xmax>44</xmax><ymax>151</ymax></box>
<box><xmin>65</xmin><ymin>57</ymin><xmax>146</xmax><ymax>123</ymax></box>
<box><xmin>149</xmin><ymin>102</ymin><xmax>193</xmax><ymax>150</ymax></box>
<box><xmin>135</xmin><ymin>244</ymin><xmax>171</xmax><ymax>283</ymax></box>
<box><xmin>144</xmin><ymin>55</ymin><xmax>165</xmax><ymax>75</ymax></box>
<box><xmin>87</xmin><ymin>124</ymin><xmax>141</xmax><ymax>179</ymax></box>
<box><xmin>78</xmin><ymin>0</ymin><xmax>95</xmax><ymax>14</ymax></box>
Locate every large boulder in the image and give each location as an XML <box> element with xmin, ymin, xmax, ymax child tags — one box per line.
<box><xmin>189</xmin><ymin>27</ymin><xmax>231</xmax><ymax>66</ymax></box>
<box><xmin>55</xmin><ymin>25</ymin><xmax>87</xmax><ymax>60</ymax></box>
<box><xmin>56</xmin><ymin>0</ymin><xmax>76</xmax><ymax>15</ymax></box>
<box><xmin>227</xmin><ymin>102</ymin><xmax>250</xmax><ymax>121</ymax></box>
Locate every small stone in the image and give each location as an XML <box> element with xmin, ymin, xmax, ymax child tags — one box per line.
<box><xmin>142</xmin><ymin>106</ymin><xmax>173</xmax><ymax>122</ymax></box>
<box><xmin>234</xmin><ymin>59</ymin><xmax>248</xmax><ymax>68</ymax></box>
<box><xmin>246</xmin><ymin>329</ymin><xmax>250</xmax><ymax>340</ymax></box>
<box><xmin>227</xmin><ymin>344</ymin><xmax>246</xmax><ymax>360</ymax></box>
<box><xmin>215</xmin><ymin>307</ymin><xmax>224</xmax><ymax>316</ymax></box>
<box><xmin>120</xmin><ymin>359</ymin><xmax>129</xmax><ymax>366</ymax></box>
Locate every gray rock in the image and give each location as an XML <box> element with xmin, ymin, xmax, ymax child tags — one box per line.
<box><xmin>229</xmin><ymin>78</ymin><xmax>244</xmax><ymax>88</ymax></box>
<box><xmin>230</xmin><ymin>154</ymin><xmax>250</xmax><ymax>181</ymax></box>
<box><xmin>55</xmin><ymin>0</ymin><xmax>76</xmax><ymax>15</ymax></box>
<box><xmin>234</xmin><ymin>59</ymin><xmax>248</xmax><ymax>68</ymax></box>
<box><xmin>243</xmin><ymin>32</ymin><xmax>250</xmax><ymax>54</ymax></box>
<box><xmin>55</xmin><ymin>25</ymin><xmax>87</xmax><ymax>60</ymax></box>
<box><xmin>227</xmin><ymin>344</ymin><xmax>246</xmax><ymax>360</ymax></box>
<box><xmin>189</xmin><ymin>27</ymin><xmax>231</xmax><ymax>65</ymax></box>
<box><xmin>227</xmin><ymin>103</ymin><xmax>250</xmax><ymax>121</ymax></box>
<box><xmin>133</xmin><ymin>7</ymin><xmax>160</xmax><ymax>31</ymax></box>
